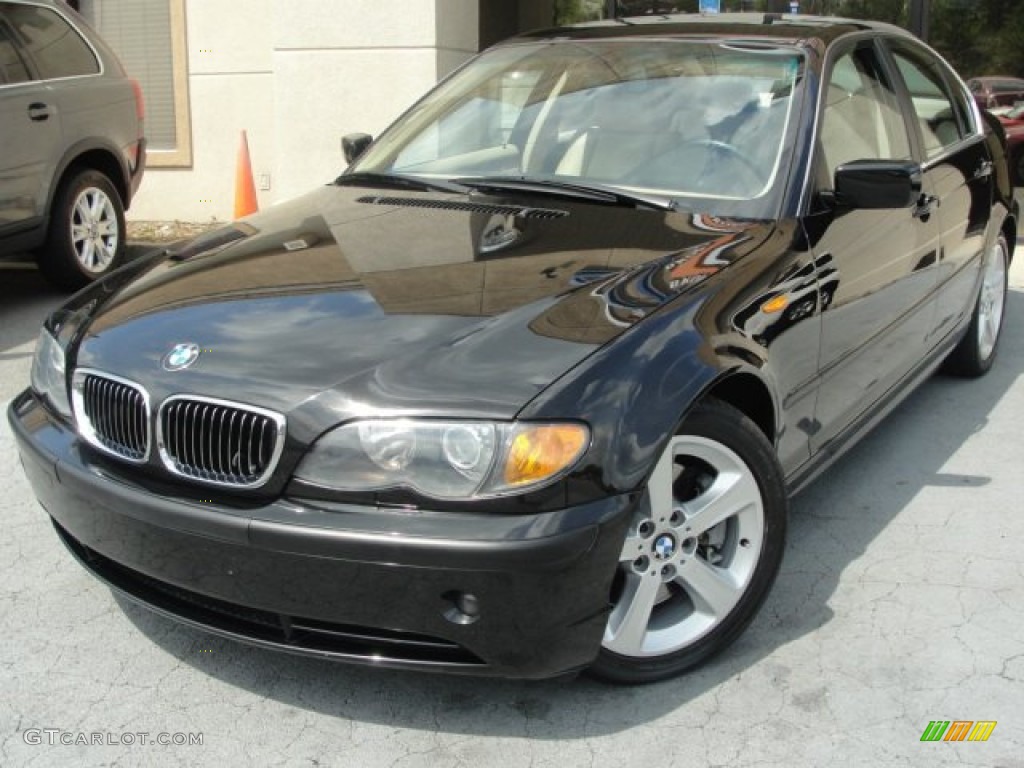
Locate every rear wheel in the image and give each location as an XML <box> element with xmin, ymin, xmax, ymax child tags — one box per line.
<box><xmin>38</xmin><ymin>169</ymin><xmax>125</xmax><ymax>290</ymax></box>
<box><xmin>944</xmin><ymin>233</ymin><xmax>1009</xmax><ymax>377</ymax></box>
<box><xmin>589</xmin><ymin>399</ymin><xmax>787</xmax><ymax>684</ymax></box>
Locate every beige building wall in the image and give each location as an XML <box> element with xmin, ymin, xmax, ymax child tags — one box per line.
<box><xmin>129</xmin><ymin>0</ymin><xmax>480</xmax><ymax>223</ymax></box>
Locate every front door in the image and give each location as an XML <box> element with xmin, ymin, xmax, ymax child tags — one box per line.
<box><xmin>805</xmin><ymin>41</ymin><xmax>942</xmax><ymax>454</ymax></box>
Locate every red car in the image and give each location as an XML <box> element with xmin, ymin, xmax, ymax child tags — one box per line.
<box><xmin>968</xmin><ymin>76</ymin><xmax>1024</xmax><ymax>110</ymax></box>
<box><xmin>996</xmin><ymin>104</ymin><xmax>1024</xmax><ymax>184</ymax></box>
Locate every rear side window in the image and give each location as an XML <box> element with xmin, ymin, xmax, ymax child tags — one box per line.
<box><xmin>5</xmin><ymin>4</ymin><xmax>98</xmax><ymax>79</ymax></box>
<box><xmin>0</xmin><ymin>19</ymin><xmax>31</xmax><ymax>84</ymax></box>
<box><xmin>889</xmin><ymin>43</ymin><xmax>972</xmax><ymax>159</ymax></box>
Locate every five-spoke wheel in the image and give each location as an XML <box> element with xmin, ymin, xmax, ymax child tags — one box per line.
<box><xmin>591</xmin><ymin>399</ymin><xmax>787</xmax><ymax>684</ymax></box>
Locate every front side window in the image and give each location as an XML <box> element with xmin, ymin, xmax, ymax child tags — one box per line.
<box><xmin>354</xmin><ymin>41</ymin><xmax>806</xmax><ymax>217</ymax></box>
<box><xmin>4</xmin><ymin>4</ymin><xmax>97</xmax><ymax>79</ymax></box>
<box><xmin>889</xmin><ymin>43</ymin><xmax>972</xmax><ymax>159</ymax></box>
<box><xmin>818</xmin><ymin>45</ymin><xmax>911</xmax><ymax>183</ymax></box>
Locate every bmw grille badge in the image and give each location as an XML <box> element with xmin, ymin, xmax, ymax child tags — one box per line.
<box><xmin>162</xmin><ymin>343</ymin><xmax>201</xmax><ymax>371</ymax></box>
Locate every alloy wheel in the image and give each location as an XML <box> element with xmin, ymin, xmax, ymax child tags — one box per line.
<box><xmin>603</xmin><ymin>435</ymin><xmax>765</xmax><ymax>658</ymax></box>
<box><xmin>976</xmin><ymin>238</ymin><xmax>1007</xmax><ymax>362</ymax></box>
<box><xmin>70</xmin><ymin>186</ymin><xmax>120</xmax><ymax>274</ymax></box>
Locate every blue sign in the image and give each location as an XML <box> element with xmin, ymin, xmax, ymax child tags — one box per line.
<box><xmin>699</xmin><ymin>0</ymin><xmax>720</xmax><ymax>13</ymax></box>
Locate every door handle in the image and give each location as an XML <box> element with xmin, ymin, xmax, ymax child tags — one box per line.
<box><xmin>28</xmin><ymin>102</ymin><xmax>51</xmax><ymax>121</ymax></box>
<box><xmin>913</xmin><ymin>194</ymin><xmax>939</xmax><ymax>219</ymax></box>
<box><xmin>973</xmin><ymin>160</ymin><xmax>993</xmax><ymax>180</ymax></box>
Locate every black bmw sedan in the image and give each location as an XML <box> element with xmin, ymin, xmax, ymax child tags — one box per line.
<box><xmin>9</xmin><ymin>14</ymin><xmax>1015</xmax><ymax>684</ymax></box>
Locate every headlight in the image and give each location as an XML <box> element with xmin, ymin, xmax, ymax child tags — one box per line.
<box><xmin>295</xmin><ymin>419</ymin><xmax>589</xmax><ymax>500</ymax></box>
<box><xmin>30</xmin><ymin>327</ymin><xmax>71</xmax><ymax>419</ymax></box>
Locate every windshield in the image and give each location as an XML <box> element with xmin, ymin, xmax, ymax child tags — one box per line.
<box><xmin>351</xmin><ymin>40</ymin><xmax>805</xmax><ymax>217</ymax></box>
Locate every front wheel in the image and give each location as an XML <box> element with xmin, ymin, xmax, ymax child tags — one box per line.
<box><xmin>38</xmin><ymin>169</ymin><xmax>126</xmax><ymax>290</ymax></box>
<box><xmin>589</xmin><ymin>399</ymin><xmax>787</xmax><ymax>684</ymax></box>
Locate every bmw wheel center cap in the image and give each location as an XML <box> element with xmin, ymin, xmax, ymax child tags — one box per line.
<box><xmin>653</xmin><ymin>534</ymin><xmax>677</xmax><ymax>560</ymax></box>
<box><xmin>162</xmin><ymin>342</ymin><xmax>201</xmax><ymax>371</ymax></box>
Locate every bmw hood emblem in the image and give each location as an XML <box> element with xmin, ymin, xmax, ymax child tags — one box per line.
<box><xmin>162</xmin><ymin>343</ymin><xmax>201</xmax><ymax>371</ymax></box>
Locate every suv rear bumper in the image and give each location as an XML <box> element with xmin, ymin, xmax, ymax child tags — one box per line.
<box><xmin>127</xmin><ymin>137</ymin><xmax>146</xmax><ymax>204</ymax></box>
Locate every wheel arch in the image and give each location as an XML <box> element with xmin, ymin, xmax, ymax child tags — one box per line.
<box><xmin>698</xmin><ymin>370</ymin><xmax>778</xmax><ymax>445</ymax></box>
<box><xmin>45</xmin><ymin>140</ymin><xmax>131</xmax><ymax>225</ymax></box>
<box><xmin>1001</xmin><ymin>212</ymin><xmax>1017</xmax><ymax>264</ymax></box>
<box><xmin>984</xmin><ymin>198</ymin><xmax>1016</xmax><ymax>266</ymax></box>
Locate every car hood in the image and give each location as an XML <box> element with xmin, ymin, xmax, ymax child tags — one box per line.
<box><xmin>74</xmin><ymin>185</ymin><xmax>772</xmax><ymax>434</ymax></box>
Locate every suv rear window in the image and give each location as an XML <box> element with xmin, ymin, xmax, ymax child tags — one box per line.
<box><xmin>4</xmin><ymin>4</ymin><xmax>98</xmax><ymax>79</ymax></box>
<box><xmin>0</xmin><ymin>19</ymin><xmax>30</xmax><ymax>84</ymax></box>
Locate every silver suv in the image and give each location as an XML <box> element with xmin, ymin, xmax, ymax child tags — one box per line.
<box><xmin>0</xmin><ymin>0</ymin><xmax>145</xmax><ymax>288</ymax></box>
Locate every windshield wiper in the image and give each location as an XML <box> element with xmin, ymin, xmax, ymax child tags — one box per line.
<box><xmin>453</xmin><ymin>176</ymin><xmax>677</xmax><ymax>212</ymax></box>
<box><xmin>334</xmin><ymin>171</ymin><xmax>469</xmax><ymax>194</ymax></box>
<box><xmin>335</xmin><ymin>172</ymin><xmax>677</xmax><ymax>211</ymax></box>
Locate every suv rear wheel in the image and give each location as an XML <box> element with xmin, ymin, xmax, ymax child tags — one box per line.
<box><xmin>38</xmin><ymin>169</ymin><xmax>126</xmax><ymax>290</ymax></box>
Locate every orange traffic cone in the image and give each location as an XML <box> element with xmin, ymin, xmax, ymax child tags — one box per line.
<box><xmin>234</xmin><ymin>130</ymin><xmax>258</xmax><ymax>218</ymax></box>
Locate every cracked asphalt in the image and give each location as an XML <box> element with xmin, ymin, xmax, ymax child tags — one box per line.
<box><xmin>2</xmin><ymin>249</ymin><xmax>1023</xmax><ymax>768</ymax></box>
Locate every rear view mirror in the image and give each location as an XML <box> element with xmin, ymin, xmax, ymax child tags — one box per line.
<box><xmin>833</xmin><ymin>159</ymin><xmax>922</xmax><ymax>210</ymax></box>
<box><xmin>342</xmin><ymin>133</ymin><xmax>373</xmax><ymax>165</ymax></box>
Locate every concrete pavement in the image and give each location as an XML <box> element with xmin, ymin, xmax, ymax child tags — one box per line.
<box><xmin>1</xmin><ymin>254</ymin><xmax>1022</xmax><ymax>768</ymax></box>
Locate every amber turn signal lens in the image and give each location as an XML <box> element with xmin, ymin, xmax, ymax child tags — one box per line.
<box><xmin>760</xmin><ymin>294</ymin><xmax>789</xmax><ymax>314</ymax></box>
<box><xmin>503</xmin><ymin>424</ymin><xmax>588</xmax><ymax>487</ymax></box>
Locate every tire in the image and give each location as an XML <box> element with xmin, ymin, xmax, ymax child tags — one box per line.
<box><xmin>38</xmin><ymin>169</ymin><xmax>126</xmax><ymax>290</ymax></box>
<box><xmin>589</xmin><ymin>399</ymin><xmax>787</xmax><ymax>684</ymax></box>
<box><xmin>943</xmin><ymin>233</ymin><xmax>1009</xmax><ymax>378</ymax></box>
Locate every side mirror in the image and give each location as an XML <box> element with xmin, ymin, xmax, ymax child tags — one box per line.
<box><xmin>832</xmin><ymin>159</ymin><xmax>922</xmax><ymax>210</ymax></box>
<box><xmin>342</xmin><ymin>133</ymin><xmax>373</xmax><ymax>165</ymax></box>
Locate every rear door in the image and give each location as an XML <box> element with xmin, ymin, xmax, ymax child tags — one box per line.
<box><xmin>805</xmin><ymin>40</ymin><xmax>942</xmax><ymax>454</ymax></box>
<box><xmin>0</xmin><ymin>9</ymin><xmax>59</xmax><ymax>232</ymax></box>
<box><xmin>883</xmin><ymin>40</ymin><xmax>994</xmax><ymax>349</ymax></box>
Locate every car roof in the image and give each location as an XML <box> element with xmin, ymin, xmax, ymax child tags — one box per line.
<box><xmin>971</xmin><ymin>76</ymin><xmax>1024</xmax><ymax>85</ymax></box>
<box><xmin>5</xmin><ymin>0</ymin><xmax>67</xmax><ymax>7</ymax></box>
<box><xmin>503</xmin><ymin>12</ymin><xmax>912</xmax><ymax>50</ymax></box>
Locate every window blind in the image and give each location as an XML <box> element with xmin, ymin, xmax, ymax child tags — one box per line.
<box><xmin>80</xmin><ymin>0</ymin><xmax>177</xmax><ymax>150</ymax></box>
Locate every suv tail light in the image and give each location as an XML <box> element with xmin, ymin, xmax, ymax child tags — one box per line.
<box><xmin>130</xmin><ymin>78</ymin><xmax>145</xmax><ymax>124</ymax></box>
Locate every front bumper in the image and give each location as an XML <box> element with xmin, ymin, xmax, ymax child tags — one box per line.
<box><xmin>8</xmin><ymin>390</ymin><xmax>636</xmax><ymax>679</ymax></box>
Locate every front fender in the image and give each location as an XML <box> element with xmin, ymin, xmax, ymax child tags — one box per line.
<box><xmin>518</xmin><ymin>293</ymin><xmax>741</xmax><ymax>502</ymax></box>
